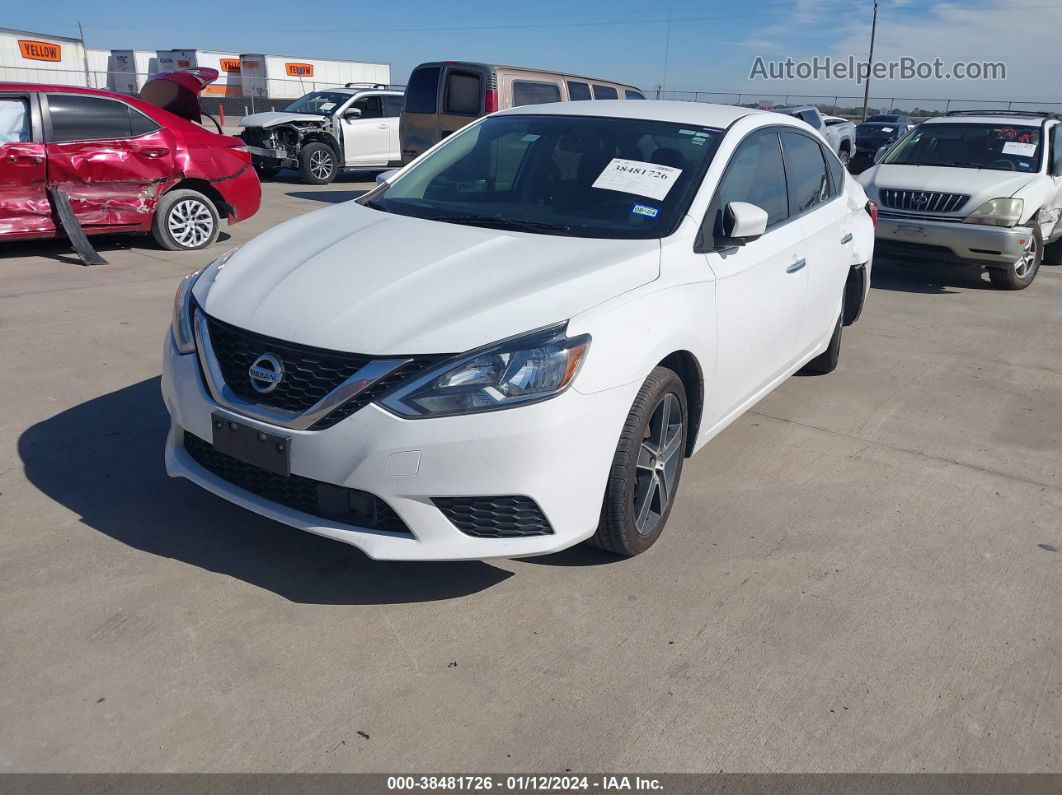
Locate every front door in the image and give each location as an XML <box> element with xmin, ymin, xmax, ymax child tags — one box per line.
<box><xmin>341</xmin><ymin>95</ymin><xmax>389</xmax><ymax>166</ymax></box>
<box><xmin>704</xmin><ymin>128</ymin><xmax>809</xmax><ymax>422</ymax></box>
<box><xmin>0</xmin><ymin>93</ymin><xmax>53</xmax><ymax>237</ymax></box>
<box><xmin>44</xmin><ymin>93</ymin><xmax>178</xmax><ymax>231</ymax></box>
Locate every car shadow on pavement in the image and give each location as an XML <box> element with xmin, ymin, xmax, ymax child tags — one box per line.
<box><xmin>0</xmin><ymin>233</ymin><xmax>232</xmax><ymax>264</ymax></box>
<box><xmin>286</xmin><ymin>191</ymin><xmax>368</xmax><ymax>204</ymax></box>
<box><xmin>870</xmin><ymin>258</ymin><xmax>994</xmax><ymax>294</ymax></box>
<box><xmin>17</xmin><ymin>377</ymin><xmax>513</xmax><ymax>604</ymax></box>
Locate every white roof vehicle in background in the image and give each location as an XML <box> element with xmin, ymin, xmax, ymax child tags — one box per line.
<box><xmin>163</xmin><ymin>101</ymin><xmax>875</xmax><ymax>560</ymax></box>
<box><xmin>858</xmin><ymin>110</ymin><xmax>1062</xmax><ymax>289</ymax></box>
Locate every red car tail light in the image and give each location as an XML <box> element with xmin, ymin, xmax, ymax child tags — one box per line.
<box><xmin>866</xmin><ymin>199</ymin><xmax>878</xmax><ymax>227</ymax></box>
<box><xmin>484</xmin><ymin>89</ymin><xmax>498</xmax><ymax>114</ymax></box>
<box><xmin>228</xmin><ymin>144</ymin><xmax>252</xmax><ymax>164</ymax></box>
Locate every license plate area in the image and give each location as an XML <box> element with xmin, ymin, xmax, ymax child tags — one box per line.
<box><xmin>211</xmin><ymin>414</ymin><xmax>290</xmax><ymax>476</ymax></box>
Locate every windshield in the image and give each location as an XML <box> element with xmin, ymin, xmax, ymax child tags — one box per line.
<box><xmin>364</xmin><ymin>114</ymin><xmax>722</xmax><ymax>239</ymax></box>
<box><xmin>283</xmin><ymin>91</ymin><xmax>350</xmax><ymax>115</ymax></box>
<box><xmin>882</xmin><ymin>122</ymin><xmax>1042</xmax><ymax>172</ymax></box>
<box><xmin>857</xmin><ymin>122</ymin><xmax>901</xmax><ymax>140</ymax></box>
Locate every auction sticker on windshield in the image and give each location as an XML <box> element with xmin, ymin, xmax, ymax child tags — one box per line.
<box><xmin>592</xmin><ymin>158</ymin><xmax>682</xmax><ymax>201</ymax></box>
<box><xmin>1002</xmin><ymin>141</ymin><xmax>1037</xmax><ymax>157</ymax></box>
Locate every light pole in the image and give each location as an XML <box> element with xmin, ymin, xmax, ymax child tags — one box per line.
<box><xmin>861</xmin><ymin>0</ymin><xmax>878</xmax><ymax>121</ymax></box>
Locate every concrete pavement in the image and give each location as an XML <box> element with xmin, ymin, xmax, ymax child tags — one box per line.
<box><xmin>1</xmin><ymin>176</ymin><xmax>1059</xmax><ymax>772</ymax></box>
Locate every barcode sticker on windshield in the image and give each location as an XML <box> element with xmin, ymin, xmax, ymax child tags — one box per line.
<box><xmin>1003</xmin><ymin>141</ymin><xmax>1037</xmax><ymax>157</ymax></box>
<box><xmin>320</xmin><ymin>102</ymin><xmax>336</xmax><ymax>111</ymax></box>
<box><xmin>592</xmin><ymin>158</ymin><xmax>682</xmax><ymax>201</ymax></box>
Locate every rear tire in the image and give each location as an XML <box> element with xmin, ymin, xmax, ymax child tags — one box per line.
<box><xmin>151</xmin><ymin>189</ymin><xmax>220</xmax><ymax>251</ymax></box>
<box><xmin>589</xmin><ymin>367</ymin><xmax>687</xmax><ymax>557</ymax></box>
<box><xmin>838</xmin><ymin>147</ymin><xmax>851</xmax><ymax>169</ymax></box>
<box><xmin>299</xmin><ymin>142</ymin><xmax>337</xmax><ymax>184</ymax></box>
<box><xmin>801</xmin><ymin>304</ymin><xmax>843</xmax><ymax>375</ymax></box>
<box><xmin>988</xmin><ymin>229</ymin><xmax>1041</xmax><ymax>290</ymax></box>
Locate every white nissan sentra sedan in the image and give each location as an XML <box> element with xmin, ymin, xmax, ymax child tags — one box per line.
<box><xmin>162</xmin><ymin>101</ymin><xmax>876</xmax><ymax>560</ymax></box>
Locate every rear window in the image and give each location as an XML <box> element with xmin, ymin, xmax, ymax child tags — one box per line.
<box><xmin>625</xmin><ymin>90</ymin><xmax>646</xmax><ymax>100</ymax></box>
<box><xmin>404</xmin><ymin>66</ymin><xmax>440</xmax><ymax>114</ymax></box>
<box><xmin>566</xmin><ymin>81</ymin><xmax>591</xmax><ymax>101</ymax></box>
<box><xmin>47</xmin><ymin>94</ymin><xmax>154</xmax><ymax>142</ymax></box>
<box><xmin>592</xmin><ymin>85</ymin><xmax>619</xmax><ymax>100</ymax></box>
<box><xmin>445</xmin><ymin>72</ymin><xmax>482</xmax><ymax>115</ymax></box>
<box><xmin>512</xmin><ymin>81</ymin><xmax>561</xmax><ymax>107</ymax></box>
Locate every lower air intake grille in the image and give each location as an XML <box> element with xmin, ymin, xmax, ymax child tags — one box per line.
<box><xmin>433</xmin><ymin>496</ymin><xmax>554</xmax><ymax>538</ymax></box>
<box><xmin>184</xmin><ymin>432</ymin><xmax>411</xmax><ymax>534</ymax></box>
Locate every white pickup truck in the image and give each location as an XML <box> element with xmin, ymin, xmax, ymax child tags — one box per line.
<box><xmin>776</xmin><ymin>106</ymin><xmax>857</xmax><ymax>168</ymax></box>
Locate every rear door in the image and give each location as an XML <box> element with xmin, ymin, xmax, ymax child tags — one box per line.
<box><xmin>341</xmin><ymin>94</ymin><xmax>389</xmax><ymax>166</ymax></box>
<box><xmin>705</xmin><ymin>128</ymin><xmax>808</xmax><ymax>419</ymax></box>
<box><xmin>400</xmin><ymin>64</ymin><xmax>442</xmax><ymax>163</ymax></box>
<box><xmin>779</xmin><ymin>129</ymin><xmax>851</xmax><ymax>356</ymax></box>
<box><xmin>0</xmin><ymin>91</ymin><xmax>53</xmax><ymax>237</ymax></box>
<box><xmin>43</xmin><ymin>92</ymin><xmax>178</xmax><ymax>230</ymax></box>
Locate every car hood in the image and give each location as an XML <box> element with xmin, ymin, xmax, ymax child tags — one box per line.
<box><xmin>195</xmin><ymin>202</ymin><xmax>660</xmax><ymax>355</ymax></box>
<box><xmin>238</xmin><ymin>111</ymin><xmax>329</xmax><ymax>128</ymax></box>
<box><xmin>858</xmin><ymin>164</ymin><xmax>1037</xmax><ymax>206</ymax></box>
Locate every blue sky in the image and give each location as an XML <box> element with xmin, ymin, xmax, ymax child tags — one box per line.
<box><xmin>8</xmin><ymin>0</ymin><xmax>1058</xmax><ymax>104</ymax></box>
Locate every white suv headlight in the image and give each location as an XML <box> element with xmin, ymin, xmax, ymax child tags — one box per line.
<box><xmin>380</xmin><ymin>324</ymin><xmax>590</xmax><ymax>418</ymax></box>
<box><xmin>963</xmin><ymin>197</ymin><xmax>1024</xmax><ymax>228</ymax></box>
<box><xmin>170</xmin><ymin>247</ymin><xmax>240</xmax><ymax>354</ymax></box>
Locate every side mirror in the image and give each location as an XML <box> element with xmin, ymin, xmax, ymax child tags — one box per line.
<box><xmin>874</xmin><ymin>143</ymin><xmax>891</xmax><ymax>164</ymax></box>
<box><xmin>344</xmin><ymin>108</ymin><xmax>362</xmax><ymax>119</ymax></box>
<box><xmin>720</xmin><ymin>201</ymin><xmax>768</xmax><ymax>245</ymax></box>
<box><xmin>375</xmin><ymin>168</ymin><xmax>400</xmax><ymax>184</ymax></box>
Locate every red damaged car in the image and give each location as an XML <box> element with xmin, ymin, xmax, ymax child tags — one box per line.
<box><xmin>0</xmin><ymin>69</ymin><xmax>260</xmax><ymax>251</ymax></box>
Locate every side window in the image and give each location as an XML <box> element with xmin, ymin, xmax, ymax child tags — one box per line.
<box><xmin>404</xmin><ymin>67</ymin><xmax>440</xmax><ymax>114</ymax></box>
<box><xmin>444</xmin><ymin>72</ymin><xmax>481</xmax><ymax>115</ymax></box>
<box><xmin>1052</xmin><ymin>124</ymin><xmax>1062</xmax><ymax>175</ymax></box>
<box><xmin>352</xmin><ymin>96</ymin><xmax>383</xmax><ymax>119</ymax></box>
<box><xmin>47</xmin><ymin>94</ymin><xmax>138</xmax><ymax>142</ymax></box>
<box><xmin>511</xmin><ymin>81</ymin><xmax>561</xmax><ymax>107</ymax></box>
<box><xmin>824</xmin><ymin>145</ymin><xmax>845</xmax><ymax>197</ymax></box>
<box><xmin>0</xmin><ymin>96</ymin><xmax>32</xmax><ymax>144</ymax></box>
<box><xmin>566</xmin><ymin>81</ymin><xmax>591</xmax><ymax>101</ymax></box>
<box><xmin>382</xmin><ymin>95</ymin><xmax>404</xmax><ymax>117</ymax></box>
<box><xmin>592</xmin><ymin>85</ymin><xmax>619</xmax><ymax>100</ymax></box>
<box><xmin>129</xmin><ymin>108</ymin><xmax>160</xmax><ymax>137</ymax></box>
<box><xmin>715</xmin><ymin>130</ymin><xmax>788</xmax><ymax>233</ymax></box>
<box><xmin>625</xmin><ymin>90</ymin><xmax>646</xmax><ymax>100</ymax></box>
<box><xmin>780</xmin><ymin>130</ymin><xmax>830</xmax><ymax>215</ymax></box>
<box><xmin>799</xmin><ymin>110</ymin><xmax>820</xmax><ymax>127</ymax></box>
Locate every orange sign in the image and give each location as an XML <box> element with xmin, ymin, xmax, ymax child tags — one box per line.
<box><xmin>19</xmin><ymin>40</ymin><xmax>61</xmax><ymax>62</ymax></box>
<box><xmin>219</xmin><ymin>59</ymin><xmax>241</xmax><ymax>73</ymax></box>
<box><xmin>176</xmin><ymin>59</ymin><xmax>192</xmax><ymax>68</ymax></box>
<box><xmin>285</xmin><ymin>62</ymin><xmax>314</xmax><ymax>77</ymax></box>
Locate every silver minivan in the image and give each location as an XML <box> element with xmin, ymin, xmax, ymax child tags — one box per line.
<box><xmin>399</xmin><ymin>61</ymin><xmax>645</xmax><ymax>163</ymax></box>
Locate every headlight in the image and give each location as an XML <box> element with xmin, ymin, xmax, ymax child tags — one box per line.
<box><xmin>380</xmin><ymin>324</ymin><xmax>591</xmax><ymax>418</ymax></box>
<box><xmin>963</xmin><ymin>197</ymin><xmax>1024</xmax><ymax>228</ymax></box>
<box><xmin>171</xmin><ymin>269</ymin><xmax>201</xmax><ymax>354</ymax></box>
<box><xmin>170</xmin><ymin>247</ymin><xmax>240</xmax><ymax>354</ymax></box>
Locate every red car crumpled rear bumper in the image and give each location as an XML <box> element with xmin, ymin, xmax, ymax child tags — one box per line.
<box><xmin>213</xmin><ymin>164</ymin><xmax>261</xmax><ymax>225</ymax></box>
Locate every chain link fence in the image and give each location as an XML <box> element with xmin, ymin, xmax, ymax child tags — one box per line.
<box><xmin>655</xmin><ymin>89</ymin><xmax>1062</xmax><ymax>121</ymax></box>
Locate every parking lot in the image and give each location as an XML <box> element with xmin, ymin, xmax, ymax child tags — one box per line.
<box><xmin>1</xmin><ymin>175</ymin><xmax>1060</xmax><ymax>772</ymax></box>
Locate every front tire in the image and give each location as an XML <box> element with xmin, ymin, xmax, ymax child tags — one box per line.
<box><xmin>988</xmin><ymin>229</ymin><xmax>1041</xmax><ymax>290</ymax></box>
<box><xmin>299</xmin><ymin>142</ymin><xmax>337</xmax><ymax>184</ymax></box>
<box><xmin>151</xmin><ymin>189</ymin><xmax>220</xmax><ymax>251</ymax></box>
<box><xmin>590</xmin><ymin>367</ymin><xmax>687</xmax><ymax>557</ymax></box>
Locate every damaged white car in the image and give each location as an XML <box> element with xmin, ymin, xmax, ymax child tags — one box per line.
<box><xmin>238</xmin><ymin>86</ymin><xmax>404</xmax><ymax>184</ymax></box>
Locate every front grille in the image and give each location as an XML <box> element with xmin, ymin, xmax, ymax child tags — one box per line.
<box><xmin>183</xmin><ymin>431</ymin><xmax>411</xmax><ymax>534</ymax></box>
<box><xmin>433</xmin><ymin>496</ymin><xmax>554</xmax><ymax>539</ymax></box>
<box><xmin>238</xmin><ymin>127</ymin><xmax>273</xmax><ymax>148</ymax></box>
<box><xmin>879</xmin><ymin>189</ymin><xmax>970</xmax><ymax>214</ymax></box>
<box><xmin>202</xmin><ymin>313</ymin><xmax>447</xmax><ymax>431</ymax></box>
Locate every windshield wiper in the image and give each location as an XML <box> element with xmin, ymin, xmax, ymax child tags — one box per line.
<box><xmin>433</xmin><ymin>215</ymin><xmax>572</xmax><ymax>234</ymax></box>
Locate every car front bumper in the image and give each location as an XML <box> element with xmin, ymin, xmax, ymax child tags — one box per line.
<box><xmin>875</xmin><ymin>215</ymin><xmax>1032</xmax><ymax>267</ymax></box>
<box><xmin>161</xmin><ymin>334</ymin><xmax>640</xmax><ymax>561</ymax></box>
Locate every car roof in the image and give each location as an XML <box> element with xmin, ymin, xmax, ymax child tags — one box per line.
<box><xmin>494</xmin><ymin>100</ymin><xmax>764</xmax><ymax>128</ymax></box>
<box><xmin>925</xmin><ymin>115</ymin><xmax>1050</xmax><ymax>126</ymax></box>
<box><xmin>307</xmin><ymin>87</ymin><xmax>402</xmax><ymax>96</ymax></box>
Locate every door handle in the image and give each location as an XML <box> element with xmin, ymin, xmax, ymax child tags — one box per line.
<box><xmin>6</xmin><ymin>149</ymin><xmax>44</xmax><ymax>164</ymax></box>
<box><xmin>377</xmin><ymin>123</ymin><xmax>388</xmax><ymax>129</ymax></box>
<box><xmin>135</xmin><ymin>146</ymin><xmax>169</xmax><ymax>158</ymax></box>
<box><xmin>786</xmin><ymin>258</ymin><xmax>807</xmax><ymax>274</ymax></box>
<box><xmin>841</xmin><ymin>232</ymin><xmax>853</xmax><ymax>244</ymax></box>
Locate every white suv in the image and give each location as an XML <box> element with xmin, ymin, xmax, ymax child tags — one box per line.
<box><xmin>858</xmin><ymin>110</ymin><xmax>1062</xmax><ymax>289</ymax></box>
<box><xmin>163</xmin><ymin>101</ymin><xmax>875</xmax><ymax>560</ymax></box>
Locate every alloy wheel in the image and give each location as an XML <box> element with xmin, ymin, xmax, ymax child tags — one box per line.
<box><xmin>310</xmin><ymin>149</ymin><xmax>334</xmax><ymax>180</ymax></box>
<box><xmin>167</xmin><ymin>199</ymin><xmax>215</xmax><ymax>248</ymax></box>
<box><xmin>633</xmin><ymin>392</ymin><xmax>684</xmax><ymax>537</ymax></box>
<box><xmin>1014</xmin><ymin>236</ymin><xmax>1039</xmax><ymax>278</ymax></box>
